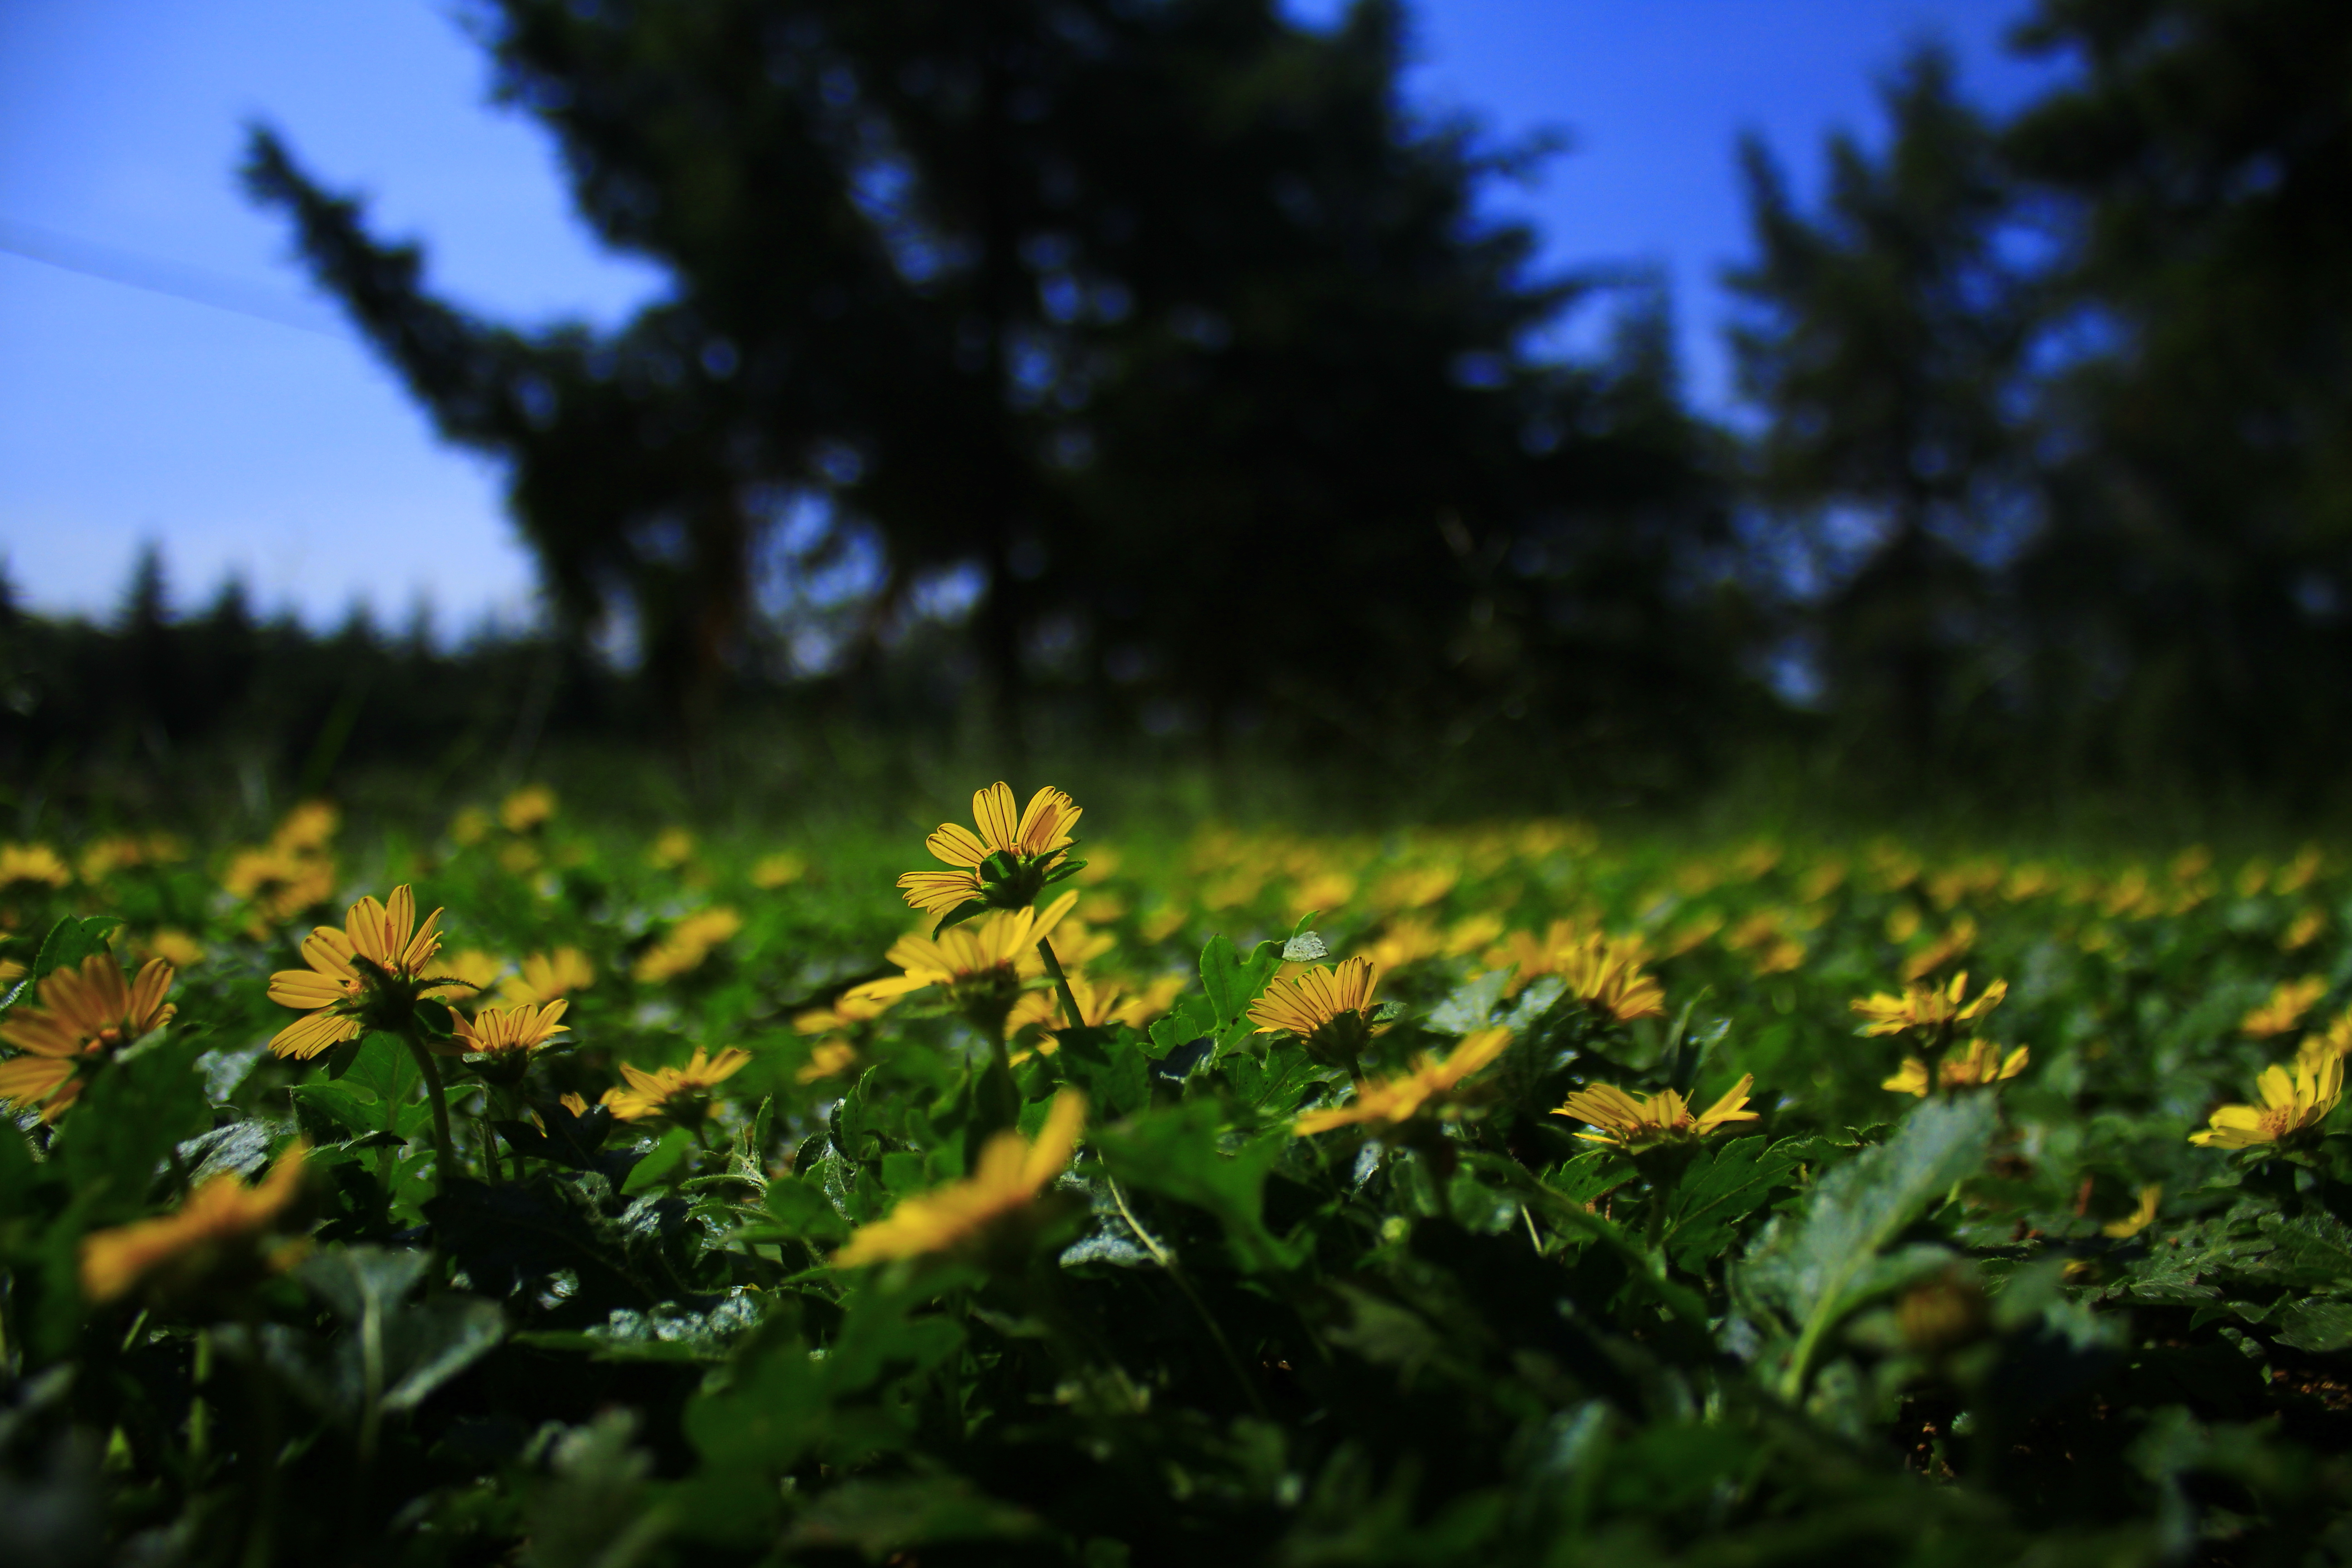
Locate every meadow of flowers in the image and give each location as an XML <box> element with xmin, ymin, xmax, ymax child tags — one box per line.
<box><xmin>5</xmin><ymin>784</ymin><xmax>2352</xmax><ymax>1565</ymax></box>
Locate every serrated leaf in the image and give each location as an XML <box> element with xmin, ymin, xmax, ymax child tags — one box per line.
<box><xmin>2275</xmin><ymin>1298</ymin><xmax>2352</xmax><ymax>1352</ymax></box>
<box><xmin>31</xmin><ymin>915</ymin><xmax>122</xmax><ymax>983</ymax></box>
<box><xmin>1199</xmin><ymin>933</ymin><xmax>1284</xmax><ymax>1033</ymax></box>
<box><xmin>1660</xmin><ymin>1135</ymin><xmax>1819</xmax><ymax>1273</ymax></box>
<box><xmin>622</xmin><ymin>1126</ymin><xmax>696</xmax><ymax>1194</ymax></box>
<box><xmin>1093</xmin><ymin>1099</ymin><xmax>1302</xmax><ymax>1274</ymax></box>
<box><xmin>1735</xmin><ymin>1093</ymin><xmax>1997</xmax><ymax>1397</ymax></box>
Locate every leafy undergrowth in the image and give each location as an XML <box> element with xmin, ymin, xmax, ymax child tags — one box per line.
<box><xmin>5</xmin><ymin>791</ymin><xmax>2352</xmax><ymax>1566</ymax></box>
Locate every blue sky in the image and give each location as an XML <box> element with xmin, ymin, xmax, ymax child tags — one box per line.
<box><xmin>0</xmin><ymin>0</ymin><xmax>2060</xmax><ymax>633</ymax></box>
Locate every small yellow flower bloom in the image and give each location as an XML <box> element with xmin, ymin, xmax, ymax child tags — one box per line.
<box><xmin>845</xmin><ymin>893</ymin><xmax>1078</xmax><ymax>1033</ymax></box>
<box><xmin>650</xmin><ymin>827</ymin><xmax>696</xmax><ymax>869</ymax></box>
<box><xmin>633</xmin><ymin>907</ymin><xmax>742</xmax><ymax>983</ymax></box>
<box><xmin>2102</xmin><ymin>1184</ymin><xmax>2161</xmax><ymax>1240</ymax></box>
<box><xmin>603</xmin><ymin>1046</ymin><xmax>754</xmax><ymax>1123</ymax></box>
<box><xmin>443</xmin><ymin>948</ymin><xmax>507</xmax><ymax>993</ymax></box>
<box><xmin>793</xmin><ymin>987</ymin><xmax>901</xmax><ymax>1035</ymax></box>
<box><xmin>0</xmin><ymin>843</ymin><xmax>72</xmax><ymax>892</ymax></box>
<box><xmin>1294</xmin><ymin>1028</ymin><xmax>1512</xmax><ymax>1136</ymax></box>
<box><xmin>265</xmin><ymin>886</ymin><xmax>462</xmax><ymax>1059</ymax></box>
<box><xmin>222</xmin><ymin>843</ymin><xmax>337</xmax><ymax>926</ymax></box>
<box><xmin>1555</xmin><ymin>1074</ymin><xmax>1759</xmax><ymax>1154</ymax></box>
<box><xmin>80</xmin><ymin>1143</ymin><xmax>310</xmax><ymax>1307</ymax></box>
<box><xmin>500</xmin><ymin>784</ymin><xmax>558</xmax><ymax>833</ymax></box>
<box><xmin>796</xmin><ymin>1038</ymin><xmax>860</xmax><ymax>1084</ymax></box>
<box><xmin>0</xmin><ymin>954</ymin><xmax>177</xmax><ymax>1120</ymax></box>
<box><xmin>833</xmin><ymin>1090</ymin><xmax>1086</xmax><ymax>1267</ymax></box>
<box><xmin>142</xmin><ymin>929</ymin><xmax>207</xmax><ymax>969</ymax></box>
<box><xmin>271</xmin><ymin>801</ymin><xmax>339</xmax><ymax>856</ymax></box>
<box><xmin>1007</xmin><ymin>970</ymin><xmax>1184</xmax><ymax>1054</ymax></box>
<box><xmin>2242</xmin><ymin>976</ymin><xmax>2327</xmax><ymax>1040</ymax></box>
<box><xmin>1882</xmin><ymin>1039</ymin><xmax>2030</xmax><ymax>1097</ymax></box>
<box><xmin>897</xmin><ymin>781</ymin><xmax>1083</xmax><ymax>920</ymax></box>
<box><xmin>2190</xmin><ymin>1053</ymin><xmax>2344</xmax><ymax>1149</ymax></box>
<box><xmin>1851</xmin><ymin>971</ymin><xmax>2007</xmax><ymax>1039</ymax></box>
<box><xmin>450</xmin><ymin>999</ymin><xmax>570</xmax><ymax>1061</ymax></box>
<box><xmin>2283</xmin><ymin>908</ymin><xmax>2328</xmax><ymax>952</ymax></box>
<box><xmin>504</xmin><ymin>946</ymin><xmax>596</xmax><ymax>1004</ymax></box>
<box><xmin>1248</xmin><ymin>956</ymin><xmax>1383</xmax><ymax>1068</ymax></box>
<box><xmin>753</xmin><ymin>851</ymin><xmax>806</xmax><ymax>888</ymax></box>
<box><xmin>450</xmin><ymin>807</ymin><xmax>492</xmax><ymax>846</ymax></box>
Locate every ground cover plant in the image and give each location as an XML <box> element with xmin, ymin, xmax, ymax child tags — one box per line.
<box><xmin>5</xmin><ymin>785</ymin><xmax>2352</xmax><ymax>1565</ymax></box>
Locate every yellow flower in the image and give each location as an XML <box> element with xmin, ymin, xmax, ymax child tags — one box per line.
<box><xmin>797</xmin><ymin>1038</ymin><xmax>860</xmax><ymax>1084</ymax></box>
<box><xmin>1882</xmin><ymin>1039</ymin><xmax>2030</xmax><ymax>1097</ymax></box>
<box><xmin>80</xmin><ymin>1143</ymin><xmax>310</xmax><ymax>1307</ymax></box>
<box><xmin>2190</xmin><ymin>1052</ymin><xmax>2344</xmax><ymax>1149</ymax></box>
<box><xmin>845</xmin><ymin>894</ymin><xmax>1078</xmax><ymax>1033</ymax></box>
<box><xmin>142</xmin><ymin>929</ymin><xmax>207</xmax><ymax>969</ymax></box>
<box><xmin>1294</xmin><ymin>1028</ymin><xmax>1512</xmax><ymax>1136</ymax></box>
<box><xmin>0</xmin><ymin>954</ymin><xmax>176</xmax><ymax>1121</ymax></box>
<box><xmin>1364</xmin><ymin>918</ymin><xmax>1445</xmax><ymax>972</ymax></box>
<box><xmin>794</xmin><ymin>987</ymin><xmax>901</xmax><ymax>1035</ymax></box>
<box><xmin>0</xmin><ymin>843</ymin><xmax>72</xmax><ymax>892</ymax></box>
<box><xmin>633</xmin><ymin>907</ymin><xmax>742</xmax><ymax>983</ymax></box>
<box><xmin>897</xmin><ymin>781</ymin><xmax>1083</xmax><ymax>920</ymax></box>
<box><xmin>450</xmin><ymin>807</ymin><xmax>492</xmax><ymax>846</ymax></box>
<box><xmin>1007</xmin><ymin>970</ymin><xmax>1184</xmax><ymax>1054</ymax></box>
<box><xmin>264</xmin><ymin>886</ymin><xmax>463</xmax><ymax>1059</ymax></box>
<box><xmin>650</xmin><ymin>827</ymin><xmax>697</xmax><ymax>869</ymax></box>
<box><xmin>222</xmin><ymin>843</ymin><xmax>337</xmax><ymax>926</ymax></box>
<box><xmin>1851</xmin><ymin>971</ymin><xmax>2007</xmax><ymax>1039</ymax></box>
<box><xmin>2242</xmin><ymin>976</ymin><xmax>2327</xmax><ymax>1040</ymax></box>
<box><xmin>1555</xmin><ymin>1074</ymin><xmax>1759</xmax><ymax>1154</ymax></box>
<box><xmin>504</xmin><ymin>946</ymin><xmax>595</xmax><ymax>1004</ymax></box>
<box><xmin>604</xmin><ymin>1046</ymin><xmax>753</xmax><ymax>1122</ymax></box>
<box><xmin>2283</xmin><ymin>908</ymin><xmax>2328</xmax><ymax>952</ymax></box>
<box><xmin>449</xmin><ymin>999</ymin><xmax>569</xmax><ymax>1063</ymax></box>
<box><xmin>271</xmin><ymin>801</ymin><xmax>339</xmax><ymax>856</ymax></box>
<box><xmin>79</xmin><ymin>834</ymin><xmax>182</xmax><ymax>883</ymax></box>
<box><xmin>2102</xmin><ymin>1184</ymin><xmax>2161</xmax><ymax>1240</ymax></box>
<box><xmin>1555</xmin><ymin>933</ymin><xmax>1666</xmax><ymax>1023</ymax></box>
<box><xmin>1248</xmin><ymin>956</ymin><xmax>1384</xmax><ymax>1068</ymax></box>
<box><xmin>500</xmin><ymin>784</ymin><xmax>558</xmax><ymax>833</ymax></box>
<box><xmin>833</xmin><ymin>1090</ymin><xmax>1085</xmax><ymax>1267</ymax></box>
<box><xmin>753</xmin><ymin>851</ymin><xmax>806</xmax><ymax>889</ymax></box>
<box><xmin>443</xmin><ymin>948</ymin><xmax>507</xmax><ymax>993</ymax></box>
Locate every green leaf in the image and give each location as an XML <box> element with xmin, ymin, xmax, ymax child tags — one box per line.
<box><xmin>345</xmin><ymin>1033</ymin><xmax>420</xmax><ymax>1122</ymax></box>
<box><xmin>59</xmin><ymin>1031</ymin><xmax>211</xmax><ymax>1223</ymax></box>
<box><xmin>1735</xmin><ymin>1093</ymin><xmax>1998</xmax><ymax>1399</ymax></box>
<box><xmin>1659</xmin><ymin>1135</ymin><xmax>1819</xmax><ymax>1273</ymax></box>
<box><xmin>2274</xmin><ymin>1298</ymin><xmax>2352</xmax><ymax>1352</ymax></box>
<box><xmin>1093</xmin><ymin>1100</ymin><xmax>1303</xmax><ymax>1274</ymax></box>
<box><xmin>412</xmin><ymin>995</ymin><xmax>456</xmax><ymax>1039</ymax></box>
<box><xmin>295</xmin><ymin>1245</ymin><xmax>504</xmax><ymax>1418</ymax></box>
<box><xmin>622</xmin><ymin>1126</ymin><xmax>697</xmax><ymax>1194</ymax></box>
<box><xmin>31</xmin><ymin>915</ymin><xmax>122</xmax><ymax>983</ymax></box>
<box><xmin>1198</xmin><ymin>933</ymin><xmax>1284</xmax><ymax>1033</ymax></box>
<box><xmin>784</xmin><ymin>1477</ymin><xmax>1040</xmax><ymax>1558</ymax></box>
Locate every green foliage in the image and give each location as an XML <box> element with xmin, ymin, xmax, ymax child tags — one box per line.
<box><xmin>11</xmin><ymin>798</ymin><xmax>2352</xmax><ymax>1566</ymax></box>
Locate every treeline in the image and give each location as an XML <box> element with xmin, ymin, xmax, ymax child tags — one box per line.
<box><xmin>18</xmin><ymin>0</ymin><xmax>2352</xmax><ymax>807</ymax></box>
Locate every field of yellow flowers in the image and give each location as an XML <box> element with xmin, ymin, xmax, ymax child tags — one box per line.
<box><xmin>5</xmin><ymin>783</ymin><xmax>2352</xmax><ymax>1565</ymax></box>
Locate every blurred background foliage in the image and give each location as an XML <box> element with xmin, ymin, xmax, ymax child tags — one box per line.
<box><xmin>10</xmin><ymin>0</ymin><xmax>2352</xmax><ymax>818</ymax></box>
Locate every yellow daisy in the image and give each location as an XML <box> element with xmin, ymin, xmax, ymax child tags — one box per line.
<box><xmin>500</xmin><ymin>784</ymin><xmax>558</xmax><ymax>833</ymax></box>
<box><xmin>264</xmin><ymin>886</ymin><xmax>464</xmax><ymax>1059</ymax></box>
<box><xmin>81</xmin><ymin>1143</ymin><xmax>310</xmax><ymax>1307</ymax></box>
<box><xmin>1851</xmin><ymin>972</ymin><xmax>2007</xmax><ymax>1039</ymax></box>
<box><xmin>0</xmin><ymin>954</ymin><xmax>176</xmax><ymax>1121</ymax></box>
<box><xmin>503</xmin><ymin>946</ymin><xmax>595</xmax><ymax>1005</ymax></box>
<box><xmin>1555</xmin><ymin>1074</ymin><xmax>1759</xmax><ymax>1155</ymax></box>
<box><xmin>796</xmin><ymin>1038</ymin><xmax>860</xmax><ymax>1084</ymax></box>
<box><xmin>1882</xmin><ymin>1039</ymin><xmax>2031</xmax><ymax>1097</ymax></box>
<box><xmin>2102</xmin><ymin>1184</ymin><xmax>2161</xmax><ymax>1240</ymax></box>
<box><xmin>2242</xmin><ymin>976</ymin><xmax>2328</xmax><ymax>1040</ymax></box>
<box><xmin>603</xmin><ymin>1046</ymin><xmax>753</xmax><ymax>1123</ymax></box>
<box><xmin>0</xmin><ymin>843</ymin><xmax>72</xmax><ymax>892</ymax></box>
<box><xmin>633</xmin><ymin>907</ymin><xmax>741</xmax><ymax>984</ymax></box>
<box><xmin>834</xmin><ymin>1090</ymin><xmax>1085</xmax><ymax>1267</ymax></box>
<box><xmin>897</xmin><ymin>781</ymin><xmax>1083</xmax><ymax>920</ymax></box>
<box><xmin>447</xmin><ymin>1000</ymin><xmax>570</xmax><ymax>1080</ymax></box>
<box><xmin>844</xmin><ymin>893</ymin><xmax>1078</xmax><ymax>1034</ymax></box>
<box><xmin>2190</xmin><ymin>1050</ymin><xmax>2344</xmax><ymax>1149</ymax></box>
<box><xmin>1295</xmin><ymin>1028</ymin><xmax>1512</xmax><ymax>1136</ymax></box>
<box><xmin>1248</xmin><ymin>956</ymin><xmax>1384</xmax><ymax>1068</ymax></box>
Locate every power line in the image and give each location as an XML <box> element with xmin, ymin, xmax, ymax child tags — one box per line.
<box><xmin>0</xmin><ymin>215</ymin><xmax>347</xmax><ymax>338</ymax></box>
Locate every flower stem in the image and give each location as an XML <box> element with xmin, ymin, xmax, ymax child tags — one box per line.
<box><xmin>401</xmin><ymin>1030</ymin><xmax>457</xmax><ymax>1193</ymax></box>
<box><xmin>1036</xmin><ymin>935</ymin><xmax>1085</xmax><ymax>1042</ymax></box>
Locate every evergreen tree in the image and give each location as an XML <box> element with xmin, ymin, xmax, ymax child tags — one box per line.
<box><xmin>2004</xmin><ymin>0</ymin><xmax>2352</xmax><ymax>786</ymax></box>
<box><xmin>1726</xmin><ymin>45</ymin><xmax>2031</xmax><ymax>773</ymax></box>
<box><xmin>245</xmin><ymin>0</ymin><xmax>1725</xmax><ymax>755</ymax></box>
